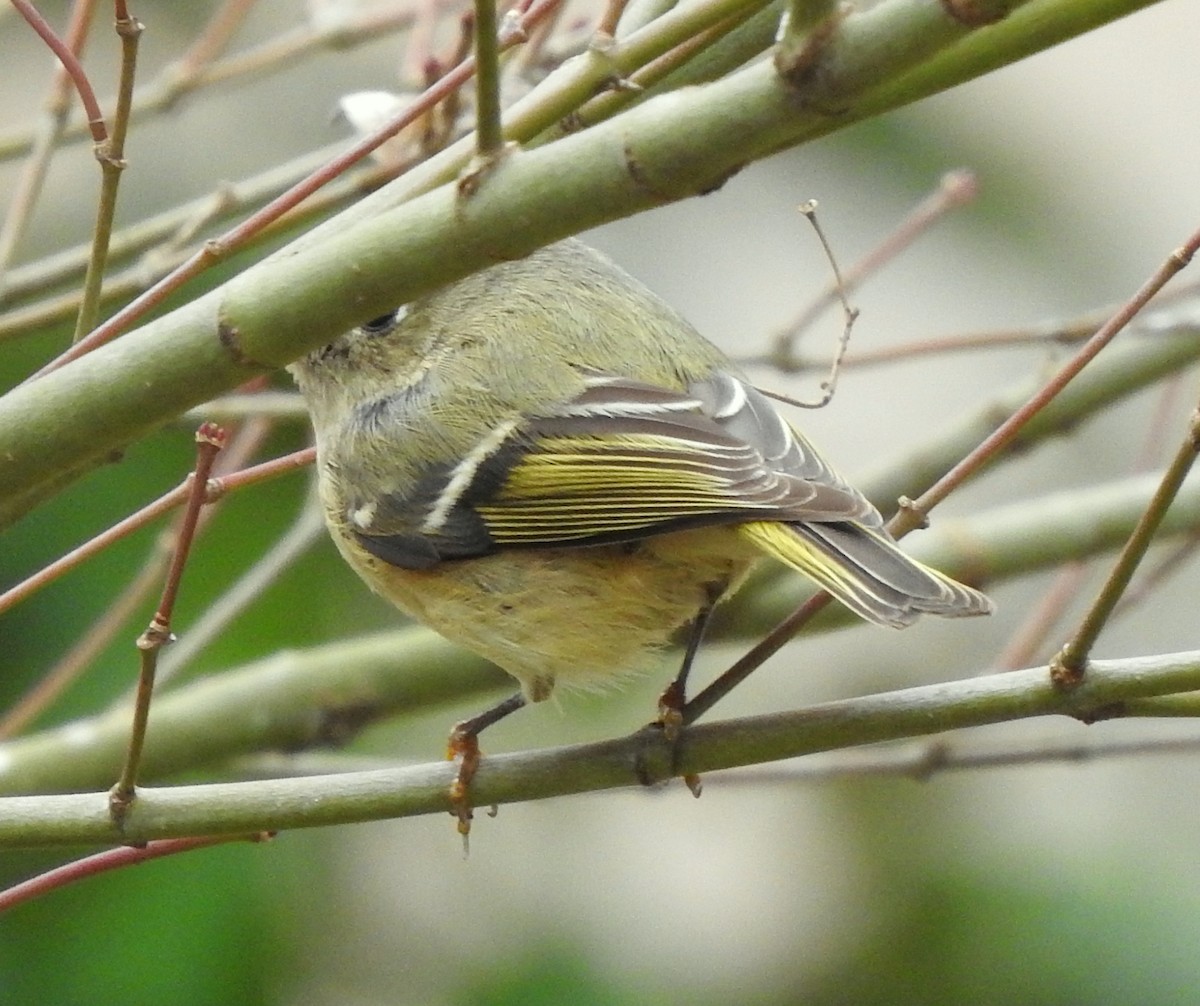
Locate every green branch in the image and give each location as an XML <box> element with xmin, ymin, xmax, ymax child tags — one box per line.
<box><xmin>0</xmin><ymin>631</ymin><xmax>504</xmax><ymax>796</ymax></box>
<box><xmin>3</xmin><ymin>648</ymin><xmax>1199</xmax><ymax>848</ymax></box>
<box><xmin>0</xmin><ymin>0</ymin><xmax>1163</xmax><ymax>529</ymax></box>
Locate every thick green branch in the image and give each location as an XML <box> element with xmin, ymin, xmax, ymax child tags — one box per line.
<box><xmin>2</xmin><ymin>649</ymin><xmax>1198</xmax><ymax>848</ymax></box>
<box><xmin>0</xmin><ymin>631</ymin><xmax>504</xmax><ymax>796</ymax></box>
<box><xmin>0</xmin><ymin>0</ymin><xmax>1162</xmax><ymax>529</ymax></box>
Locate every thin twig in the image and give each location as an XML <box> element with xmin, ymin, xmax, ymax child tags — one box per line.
<box><xmin>152</xmin><ymin>487</ymin><xmax>327</xmax><ymax>689</ymax></box>
<box><xmin>0</xmin><ymin>415</ymin><xmax>273</xmax><ymax>738</ymax></box>
<box><xmin>472</xmin><ymin>0</ymin><xmax>506</xmax><ymax>158</ymax></box>
<box><xmin>0</xmin><ymin>445</ymin><xmax>314</xmax><ymax>617</ymax></box>
<box><xmin>1111</xmin><ymin>534</ymin><xmax>1200</xmax><ymax>617</ymax></box>
<box><xmin>7</xmin><ymin>648</ymin><xmax>1200</xmax><ymax>847</ymax></box>
<box><xmin>989</xmin><ymin>373</ymin><xmax>1187</xmax><ymax>671</ymax></box>
<box><xmin>0</xmin><ymin>0</ymin><xmax>99</xmax><ymax>280</ymax></box>
<box><xmin>536</xmin><ymin>0</ymin><xmax>774</xmax><ymax>141</ymax></box>
<box><xmin>1052</xmin><ymin>399</ymin><xmax>1200</xmax><ymax>683</ymax></box>
<box><xmin>897</xmin><ymin>225</ymin><xmax>1200</xmax><ymax>536</ymax></box>
<box><xmin>761</xmin><ymin>199</ymin><xmax>859</xmax><ymax>410</ymax></box>
<box><xmin>717</xmin><ymin>729</ymin><xmax>1200</xmax><ymax>785</ymax></box>
<box><xmin>740</xmin><ymin>318</ymin><xmax>1103</xmax><ymax>372</ymax></box>
<box><xmin>230</xmin><ymin>727</ymin><xmax>1200</xmax><ymax>783</ymax></box>
<box><xmin>110</xmin><ymin>423</ymin><xmax>227</xmax><ymax>814</ymax></box>
<box><xmin>0</xmin><ymin>834</ymin><xmax>270</xmax><ymax>914</ymax></box>
<box><xmin>0</xmin><ymin>2</ymin><xmax>433</xmax><ymax>160</ymax></box>
<box><xmin>510</xmin><ymin>0</ymin><xmax>566</xmax><ymax>75</ymax></box>
<box><xmin>215</xmin><ymin>446</ymin><xmax>316</xmax><ymax>492</ymax></box>
<box><xmin>595</xmin><ymin>0</ymin><xmax>631</xmax><ymax>41</ymax></box>
<box><xmin>988</xmin><ymin>563</ymin><xmax>1088</xmax><ymax>672</ymax></box>
<box><xmin>167</xmin><ymin>0</ymin><xmax>259</xmax><ymax>84</ymax></box>
<box><xmin>182</xmin><ymin>391</ymin><xmax>308</xmax><ymax>421</ymax></box>
<box><xmin>10</xmin><ymin>0</ymin><xmax>107</xmax><ymax>142</ymax></box>
<box><xmin>0</xmin><ymin>146</ymin><xmax>399</xmax><ymax>334</ymax></box>
<box><xmin>402</xmin><ymin>0</ymin><xmax>447</xmax><ymax>86</ymax></box>
<box><xmin>770</xmin><ymin>169</ymin><xmax>979</xmax><ymax>368</ymax></box>
<box><xmin>73</xmin><ymin>9</ymin><xmax>143</xmax><ymax>341</ymax></box>
<box><xmin>685</xmin><ymin>593</ymin><xmax>831</xmax><ymax>723</ymax></box>
<box><xmin>0</xmin><ymin>484</ymin><xmax>188</xmax><ymax>616</ymax></box>
<box><xmin>0</xmin><ymin>559</ymin><xmax>164</xmax><ymax>741</ymax></box>
<box><xmin>1</xmin><ymin>0</ymin><xmax>775</xmax><ymax>326</ymax></box>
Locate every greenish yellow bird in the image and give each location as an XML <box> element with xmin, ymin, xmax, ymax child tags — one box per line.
<box><xmin>289</xmin><ymin>240</ymin><xmax>992</xmax><ymax>822</ymax></box>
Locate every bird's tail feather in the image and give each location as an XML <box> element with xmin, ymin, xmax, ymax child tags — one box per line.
<box><xmin>737</xmin><ymin>519</ymin><xmax>992</xmax><ymax>628</ymax></box>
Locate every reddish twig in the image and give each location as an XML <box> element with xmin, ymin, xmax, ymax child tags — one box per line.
<box><xmin>0</xmin><ymin>485</ymin><xmax>185</xmax><ymax>615</ymax></box>
<box><xmin>0</xmin><ymin>0</ymin><xmax>99</xmax><ymax>277</ymax></box>
<box><xmin>11</xmin><ymin>0</ymin><xmax>107</xmax><ymax>143</ymax></box>
<box><xmin>167</xmin><ymin>0</ymin><xmax>259</xmax><ymax>84</ymax></box>
<box><xmin>989</xmin><ymin>564</ymin><xmax>1088</xmax><ymax>671</ymax></box>
<box><xmin>216</xmin><ymin>444</ymin><xmax>315</xmax><ymax>492</ymax></box>
<box><xmin>0</xmin><ymin>833</ymin><xmax>271</xmax><ymax>914</ymax></box>
<box><xmin>0</xmin><ymin>560</ymin><xmax>165</xmax><ymax>740</ymax></box>
<box><xmin>0</xmin><ymin>413</ymin><xmax>275</xmax><ymax>738</ymax></box>
<box><xmin>898</xmin><ymin>226</ymin><xmax>1200</xmax><ymax>533</ymax></box>
<box><xmin>0</xmin><ymin>445</ymin><xmax>314</xmax><ymax>617</ymax></box>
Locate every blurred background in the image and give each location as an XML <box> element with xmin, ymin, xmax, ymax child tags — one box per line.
<box><xmin>2</xmin><ymin>0</ymin><xmax>1200</xmax><ymax>1003</ymax></box>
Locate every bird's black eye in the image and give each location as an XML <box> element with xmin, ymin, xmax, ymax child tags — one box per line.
<box><xmin>359</xmin><ymin>309</ymin><xmax>400</xmax><ymax>334</ymax></box>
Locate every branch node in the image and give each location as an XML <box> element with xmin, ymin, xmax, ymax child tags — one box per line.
<box><xmin>202</xmin><ymin>238</ymin><xmax>228</xmax><ymax>264</ymax></box>
<box><xmin>938</xmin><ymin>0</ymin><xmax>1011</xmax><ymax>28</ymax></box>
<box><xmin>599</xmin><ymin>73</ymin><xmax>643</xmax><ymax>95</ymax></box>
<box><xmin>203</xmin><ymin>476</ymin><xmax>229</xmax><ymax>504</ymax></box>
<box><xmin>136</xmin><ymin>618</ymin><xmax>174</xmax><ymax>651</ymax></box>
<box><xmin>631</xmin><ymin>724</ymin><xmax>676</xmax><ymax>787</ymax></box>
<box><xmin>217</xmin><ymin>320</ymin><xmax>269</xmax><ymax>369</ymax></box>
<box><xmin>1049</xmin><ymin>648</ymin><xmax>1087</xmax><ymax>690</ymax></box>
<box><xmin>107</xmin><ymin>783</ymin><xmax>140</xmax><ymax>829</ymax></box>
<box><xmin>456</xmin><ymin>143</ymin><xmax>516</xmax><ymax>199</ymax></box>
<box><xmin>1072</xmin><ymin>702</ymin><xmax>1127</xmax><ymax>725</ymax></box>
<box><xmin>912</xmin><ymin>740</ymin><xmax>950</xmax><ymax>780</ymax></box>
<box><xmin>1168</xmin><ymin>244</ymin><xmax>1195</xmax><ymax>271</ymax></box>
<box><xmin>773</xmin><ymin>2</ymin><xmax>848</xmax><ymax>88</ymax></box>
<box><xmin>115</xmin><ymin>15</ymin><xmax>146</xmax><ymax>41</ymax></box>
<box><xmin>195</xmin><ymin>421</ymin><xmax>228</xmax><ymax>449</ymax></box>
<box><xmin>895</xmin><ymin>495</ymin><xmax>930</xmax><ymax>530</ymax></box>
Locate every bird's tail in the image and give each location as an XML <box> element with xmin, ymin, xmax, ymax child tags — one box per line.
<box><xmin>737</xmin><ymin>519</ymin><xmax>993</xmax><ymax>628</ymax></box>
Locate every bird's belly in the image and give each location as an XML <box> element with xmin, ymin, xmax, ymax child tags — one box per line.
<box><xmin>351</xmin><ymin>526</ymin><xmax>759</xmax><ymax>701</ymax></box>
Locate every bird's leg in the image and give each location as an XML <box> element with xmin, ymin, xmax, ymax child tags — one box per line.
<box><xmin>657</xmin><ymin>604</ymin><xmax>714</xmax><ymax>741</ymax></box>
<box><xmin>447</xmin><ymin>691</ymin><xmax>526</xmax><ymax>839</ymax></box>
<box><xmin>655</xmin><ymin>583</ymin><xmax>724</xmax><ymax>797</ymax></box>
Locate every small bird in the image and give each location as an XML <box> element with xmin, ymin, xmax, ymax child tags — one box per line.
<box><xmin>289</xmin><ymin>240</ymin><xmax>992</xmax><ymax>829</ymax></box>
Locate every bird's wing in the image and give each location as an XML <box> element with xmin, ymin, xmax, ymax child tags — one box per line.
<box><xmin>350</xmin><ymin>370</ymin><xmax>880</xmax><ymax>569</ymax></box>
